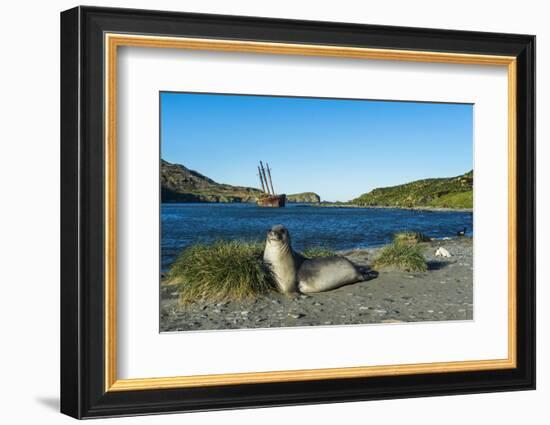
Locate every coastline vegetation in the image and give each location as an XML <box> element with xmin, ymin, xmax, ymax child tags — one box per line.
<box><xmin>162</xmin><ymin>159</ymin><xmax>472</xmax><ymax>210</ymax></box>
<box><xmin>351</xmin><ymin>171</ymin><xmax>473</xmax><ymax>209</ymax></box>
<box><xmin>393</xmin><ymin>231</ymin><xmax>430</xmax><ymax>245</ymax></box>
<box><xmin>166</xmin><ymin>241</ymin><xmax>338</xmax><ymax>303</ymax></box>
<box><xmin>427</xmin><ymin>190</ymin><xmax>473</xmax><ymax>209</ymax></box>
<box><xmin>166</xmin><ymin>227</ymin><xmax>438</xmax><ymax>302</ymax></box>
<box><xmin>167</xmin><ymin>240</ymin><xmax>275</xmax><ymax>304</ymax></box>
<box><xmin>373</xmin><ymin>234</ymin><xmax>428</xmax><ymax>272</ymax></box>
<box><xmin>162</xmin><ymin>159</ymin><xmax>320</xmax><ymax>204</ymax></box>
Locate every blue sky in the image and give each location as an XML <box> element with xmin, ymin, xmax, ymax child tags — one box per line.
<box><xmin>160</xmin><ymin>92</ymin><xmax>473</xmax><ymax>202</ymax></box>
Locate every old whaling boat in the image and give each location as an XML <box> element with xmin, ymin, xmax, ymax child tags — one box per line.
<box><xmin>256</xmin><ymin>161</ymin><xmax>286</xmax><ymax>207</ymax></box>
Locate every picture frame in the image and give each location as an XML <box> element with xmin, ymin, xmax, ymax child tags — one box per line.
<box><xmin>60</xmin><ymin>5</ymin><xmax>535</xmax><ymax>419</ymax></box>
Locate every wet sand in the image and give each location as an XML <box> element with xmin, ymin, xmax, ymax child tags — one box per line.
<box><xmin>160</xmin><ymin>237</ymin><xmax>473</xmax><ymax>332</ymax></box>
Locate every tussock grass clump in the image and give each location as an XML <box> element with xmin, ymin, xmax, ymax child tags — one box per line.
<box><xmin>167</xmin><ymin>240</ymin><xmax>275</xmax><ymax>304</ymax></box>
<box><xmin>393</xmin><ymin>231</ymin><xmax>430</xmax><ymax>245</ymax></box>
<box><xmin>374</xmin><ymin>241</ymin><xmax>428</xmax><ymax>272</ymax></box>
<box><xmin>302</xmin><ymin>246</ymin><xmax>336</xmax><ymax>258</ymax></box>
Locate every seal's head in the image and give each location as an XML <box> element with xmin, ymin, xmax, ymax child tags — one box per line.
<box><xmin>266</xmin><ymin>225</ymin><xmax>291</xmax><ymax>247</ymax></box>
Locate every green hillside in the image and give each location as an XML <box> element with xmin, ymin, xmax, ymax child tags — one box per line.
<box><xmin>161</xmin><ymin>159</ymin><xmax>320</xmax><ymax>203</ymax></box>
<box><xmin>161</xmin><ymin>160</ymin><xmax>262</xmax><ymax>203</ymax></box>
<box><xmin>351</xmin><ymin>171</ymin><xmax>473</xmax><ymax>209</ymax></box>
<box><xmin>286</xmin><ymin>192</ymin><xmax>321</xmax><ymax>203</ymax></box>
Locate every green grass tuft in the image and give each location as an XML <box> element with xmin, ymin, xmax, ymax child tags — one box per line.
<box><xmin>302</xmin><ymin>246</ymin><xmax>336</xmax><ymax>258</ymax></box>
<box><xmin>374</xmin><ymin>241</ymin><xmax>428</xmax><ymax>272</ymax></box>
<box><xmin>166</xmin><ymin>240</ymin><xmax>275</xmax><ymax>304</ymax></box>
<box><xmin>393</xmin><ymin>231</ymin><xmax>430</xmax><ymax>245</ymax></box>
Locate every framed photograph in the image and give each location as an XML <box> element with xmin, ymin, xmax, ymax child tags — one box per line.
<box><xmin>60</xmin><ymin>6</ymin><xmax>535</xmax><ymax>419</ymax></box>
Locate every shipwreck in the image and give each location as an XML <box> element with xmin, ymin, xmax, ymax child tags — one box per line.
<box><xmin>256</xmin><ymin>161</ymin><xmax>286</xmax><ymax>208</ymax></box>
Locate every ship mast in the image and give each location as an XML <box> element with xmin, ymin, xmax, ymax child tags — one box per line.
<box><xmin>266</xmin><ymin>163</ymin><xmax>276</xmax><ymax>195</ymax></box>
<box><xmin>259</xmin><ymin>161</ymin><xmax>271</xmax><ymax>194</ymax></box>
<box><xmin>257</xmin><ymin>166</ymin><xmax>267</xmax><ymax>193</ymax></box>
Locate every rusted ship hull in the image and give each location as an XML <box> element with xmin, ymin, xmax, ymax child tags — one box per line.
<box><xmin>257</xmin><ymin>194</ymin><xmax>286</xmax><ymax>208</ymax></box>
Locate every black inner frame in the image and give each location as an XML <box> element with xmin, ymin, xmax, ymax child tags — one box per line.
<box><xmin>60</xmin><ymin>6</ymin><xmax>535</xmax><ymax>419</ymax></box>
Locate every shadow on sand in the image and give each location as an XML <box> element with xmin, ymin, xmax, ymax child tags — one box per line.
<box><xmin>427</xmin><ymin>260</ymin><xmax>451</xmax><ymax>271</ymax></box>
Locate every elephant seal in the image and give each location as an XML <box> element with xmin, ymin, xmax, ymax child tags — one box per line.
<box><xmin>263</xmin><ymin>225</ymin><xmax>304</xmax><ymax>294</ymax></box>
<box><xmin>297</xmin><ymin>256</ymin><xmax>366</xmax><ymax>294</ymax></box>
<box><xmin>263</xmin><ymin>225</ymin><xmax>366</xmax><ymax>294</ymax></box>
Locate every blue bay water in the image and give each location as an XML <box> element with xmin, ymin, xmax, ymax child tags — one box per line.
<box><xmin>161</xmin><ymin>203</ymin><xmax>473</xmax><ymax>271</ymax></box>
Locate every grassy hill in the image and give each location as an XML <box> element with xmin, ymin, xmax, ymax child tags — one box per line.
<box><xmin>351</xmin><ymin>171</ymin><xmax>473</xmax><ymax>209</ymax></box>
<box><xmin>161</xmin><ymin>160</ymin><xmax>320</xmax><ymax>203</ymax></box>
<box><xmin>162</xmin><ymin>160</ymin><xmax>262</xmax><ymax>203</ymax></box>
<box><xmin>286</xmin><ymin>192</ymin><xmax>321</xmax><ymax>203</ymax></box>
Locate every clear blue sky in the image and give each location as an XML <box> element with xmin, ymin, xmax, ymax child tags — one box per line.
<box><xmin>160</xmin><ymin>92</ymin><xmax>473</xmax><ymax>202</ymax></box>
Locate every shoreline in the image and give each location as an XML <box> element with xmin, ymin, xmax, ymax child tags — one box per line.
<box><xmin>160</xmin><ymin>237</ymin><xmax>473</xmax><ymax>332</ymax></box>
<box><xmin>162</xmin><ymin>200</ymin><xmax>472</xmax><ymax>213</ymax></box>
<box><xmin>314</xmin><ymin>203</ymin><xmax>473</xmax><ymax>212</ymax></box>
<box><xmin>161</xmin><ymin>234</ymin><xmax>471</xmax><ymax>274</ymax></box>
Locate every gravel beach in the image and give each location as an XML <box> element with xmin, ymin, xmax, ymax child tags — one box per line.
<box><xmin>160</xmin><ymin>237</ymin><xmax>473</xmax><ymax>332</ymax></box>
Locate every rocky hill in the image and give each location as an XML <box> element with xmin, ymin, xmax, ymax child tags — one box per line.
<box><xmin>161</xmin><ymin>160</ymin><xmax>262</xmax><ymax>203</ymax></box>
<box><xmin>351</xmin><ymin>171</ymin><xmax>473</xmax><ymax>209</ymax></box>
<box><xmin>161</xmin><ymin>160</ymin><xmax>320</xmax><ymax>203</ymax></box>
<box><xmin>286</xmin><ymin>192</ymin><xmax>321</xmax><ymax>203</ymax></box>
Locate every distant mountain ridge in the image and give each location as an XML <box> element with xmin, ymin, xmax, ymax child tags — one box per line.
<box><xmin>161</xmin><ymin>160</ymin><xmax>320</xmax><ymax>203</ymax></box>
<box><xmin>351</xmin><ymin>170</ymin><xmax>473</xmax><ymax>209</ymax></box>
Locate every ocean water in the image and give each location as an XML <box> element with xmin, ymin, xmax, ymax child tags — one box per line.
<box><xmin>161</xmin><ymin>203</ymin><xmax>473</xmax><ymax>271</ymax></box>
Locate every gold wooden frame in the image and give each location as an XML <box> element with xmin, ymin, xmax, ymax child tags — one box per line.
<box><xmin>104</xmin><ymin>33</ymin><xmax>517</xmax><ymax>392</ymax></box>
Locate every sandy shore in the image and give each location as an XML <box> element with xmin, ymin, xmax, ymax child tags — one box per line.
<box><xmin>160</xmin><ymin>237</ymin><xmax>473</xmax><ymax>332</ymax></box>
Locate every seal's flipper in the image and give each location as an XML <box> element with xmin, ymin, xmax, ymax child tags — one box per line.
<box><xmin>358</xmin><ymin>266</ymin><xmax>378</xmax><ymax>281</ymax></box>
